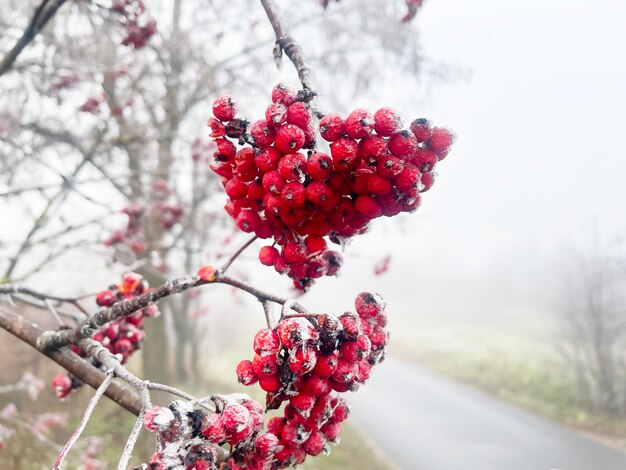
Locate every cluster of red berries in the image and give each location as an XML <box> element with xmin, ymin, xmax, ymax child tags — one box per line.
<box><xmin>208</xmin><ymin>84</ymin><xmax>453</xmax><ymax>290</ymax></box>
<box><xmin>136</xmin><ymin>292</ymin><xmax>387</xmax><ymax>469</ymax></box>
<box><xmin>111</xmin><ymin>0</ymin><xmax>157</xmax><ymax>49</ymax></box>
<box><xmin>104</xmin><ymin>182</ymin><xmax>184</xmax><ymax>255</ymax></box>
<box><xmin>79</xmin><ymin>96</ymin><xmax>105</xmax><ymax>114</ymax></box>
<box><xmin>233</xmin><ymin>292</ymin><xmax>389</xmax><ymax>467</ymax></box>
<box><xmin>51</xmin><ymin>273</ymin><xmax>158</xmax><ymax>400</ymax></box>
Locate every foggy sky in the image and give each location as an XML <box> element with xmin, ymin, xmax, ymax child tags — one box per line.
<box><xmin>266</xmin><ymin>0</ymin><xmax>626</xmax><ymax>321</ymax></box>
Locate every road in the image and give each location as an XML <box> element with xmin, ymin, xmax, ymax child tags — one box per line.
<box><xmin>348</xmin><ymin>357</ymin><xmax>626</xmax><ymax>470</ymax></box>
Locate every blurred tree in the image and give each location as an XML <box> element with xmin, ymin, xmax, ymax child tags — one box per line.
<box><xmin>556</xmin><ymin>233</ymin><xmax>626</xmax><ymax>415</ymax></box>
<box><xmin>0</xmin><ymin>0</ymin><xmax>434</xmax><ymax>384</ymax></box>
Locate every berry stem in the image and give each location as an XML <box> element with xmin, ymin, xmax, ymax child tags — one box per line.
<box><xmin>217</xmin><ymin>234</ymin><xmax>258</xmax><ymax>276</ymax></box>
<box><xmin>259</xmin><ymin>0</ymin><xmax>317</xmax><ymax>91</ymax></box>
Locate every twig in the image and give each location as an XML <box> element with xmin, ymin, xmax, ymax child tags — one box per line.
<box><xmin>44</xmin><ymin>298</ymin><xmax>65</xmax><ymax>327</ymax></box>
<box><xmin>259</xmin><ymin>0</ymin><xmax>316</xmax><ymax>91</ymax></box>
<box><xmin>117</xmin><ymin>386</ymin><xmax>150</xmax><ymax>470</ymax></box>
<box><xmin>0</xmin><ymin>0</ymin><xmax>69</xmax><ymax>77</ymax></box>
<box><xmin>52</xmin><ymin>369</ymin><xmax>114</xmax><ymax>470</ymax></box>
<box><xmin>261</xmin><ymin>300</ymin><xmax>273</xmax><ymax>328</ymax></box>
<box><xmin>217</xmin><ymin>235</ymin><xmax>258</xmax><ymax>276</ymax></box>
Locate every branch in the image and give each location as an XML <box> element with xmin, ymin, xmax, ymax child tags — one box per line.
<box><xmin>0</xmin><ymin>0</ymin><xmax>69</xmax><ymax>77</ymax></box>
<box><xmin>52</xmin><ymin>370</ymin><xmax>114</xmax><ymax>470</ymax></box>
<box><xmin>0</xmin><ymin>309</ymin><xmax>142</xmax><ymax>415</ymax></box>
<box><xmin>36</xmin><ymin>272</ymin><xmax>306</xmax><ymax>350</ymax></box>
<box><xmin>259</xmin><ymin>0</ymin><xmax>317</xmax><ymax>91</ymax></box>
<box><xmin>217</xmin><ymin>235</ymin><xmax>258</xmax><ymax>276</ymax></box>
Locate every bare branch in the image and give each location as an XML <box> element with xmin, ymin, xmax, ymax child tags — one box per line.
<box><xmin>259</xmin><ymin>0</ymin><xmax>316</xmax><ymax>90</ymax></box>
<box><xmin>0</xmin><ymin>309</ymin><xmax>142</xmax><ymax>415</ymax></box>
<box><xmin>35</xmin><ymin>273</ymin><xmax>306</xmax><ymax>351</ymax></box>
<box><xmin>0</xmin><ymin>0</ymin><xmax>69</xmax><ymax>77</ymax></box>
<box><xmin>217</xmin><ymin>235</ymin><xmax>258</xmax><ymax>276</ymax></box>
<box><xmin>52</xmin><ymin>370</ymin><xmax>114</xmax><ymax>470</ymax></box>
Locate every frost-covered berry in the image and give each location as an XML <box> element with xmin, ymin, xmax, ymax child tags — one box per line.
<box><xmin>236</xmin><ymin>360</ymin><xmax>259</xmax><ymax>386</ymax></box>
<box><xmin>274</xmin><ymin>124</ymin><xmax>306</xmax><ymax>153</ymax></box>
<box><xmin>212</xmin><ymin>96</ymin><xmax>238</xmax><ymax>122</ymax></box>
<box><xmin>374</xmin><ymin>107</ymin><xmax>402</xmax><ymax>136</ymax></box>
<box><xmin>344</xmin><ymin>108</ymin><xmax>375</xmax><ymax>139</ymax></box>
<box><xmin>319</xmin><ymin>113</ymin><xmax>345</xmax><ymax>142</ymax></box>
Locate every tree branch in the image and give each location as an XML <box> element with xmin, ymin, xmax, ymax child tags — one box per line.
<box><xmin>0</xmin><ymin>308</ymin><xmax>142</xmax><ymax>415</ymax></box>
<box><xmin>0</xmin><ymin>0</ymin><xmax>69</xmax><ymax>77</ymax></box>
<box><xmin>259</xmin><ymin>0</ymin><xmax>317</xmax><ymax>91</ymax></box>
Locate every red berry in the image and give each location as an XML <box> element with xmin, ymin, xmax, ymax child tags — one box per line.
<box><xmin>276</xmin><ymin>318</ymin><xmax>318</xmax><ymax>349</ymax></box>
<box><xmin>267</xmin><ymin>416</ymin><xmax>285</xmax><ymax>436</ymax></box>
<box><xmin>281</xmin><ymin>182</ymin><xmax>306</xmax><ymax>208</ymax></box>
<box><xmin>330</xmin><ymin>138</ymin><xmax>360</xmax><ymax>171</ymax></box>
<box><xmin>388</xmin><ymin>130</ymin><xmax>418</xmax><ymax>159</ymax></box>
<box><xmin>278</xmin><ymin>152</ymin><xmax>306</xmax><ymax>182</ymax></box>
<box><xmin>410</xmin><ymin>118</ymin><xmax>432</xmax><ymax>142</ymax></box>
<box><xmin>258</xmin><ymin>246</ymin><xmax>279</xmax><ymax>267</ymax></box>
<box><xmin>274</xmin><ymin>124</ymin><xmax>305</xmax><ymax>153</ymax></box>
<box><xmin>319</xmin><ymin>113</ymin><xmax>345</xmax><ymax>142</ymax></box>
<box><xmin>236</xmin><ymin>209</ymin><xmax>261</xmax><ymax>233</ymax></box>
<box><xmin>225</xmin><ymin>178</ymin><xmax>248</xmax><ymax>199</ymax></box>
<box><xmin>355</xmin><ymin>195</ymin><xmax>382</xmax><ymax>219</ymax></box>
<box><xmin>355</xmin><ymin>292</ymin><xmax>385</xmax><ymax>318</ymax></box>
<box><xmin>96</xmin><ymin>290</ymin><xmax>117</xmax><ymax>307</ymax></box>
<box><xmin>314</xmin><ymin>353</ymin><xmax>338</xmax><ymax>378</ymax></box>
<box><xmin>255</xmin><ymin>147</ymin><xmax>281</xmax><ymax>172</ymax></box>
<box><xmin>207</xmin><ymin>117</ymin><xmax>226</xmax><ymax>137</ymax></box>
<box><xmin>359</xmin><ymin>135</ymin><xmax>388</xmax><ymax>165</ymax></box>
<box><xmin>286</xmin><ymin>102</ymin><xmax>311</xmax><ymax>129</ymax></box>
<box><xmin>412</xmin><ymin>148</ymin><xmax>438</xmax><ymax>173</ymax></box>
<box><xmin>252</xmin><ymin>353</ymin><xmax>280</xmax><ymax>376</ymax></box>
<box><xmin>271</xmin><ymin>83</ymin><xmax>296</xmax><ymax>106</ymax></box>
<box><xmin>259</xmin><ymin>374</ymin><xmax>281</xmax><ymax>392</ymax></box>
<box><xmin>366</xmin><ymin>173</ymin><xmax>393</xmax><ymax>196</ymax></box>
<box><xmin>427</xmin><ymin>127</ymin><xmax>455</xmax><ymax>154</ymax></box>
<box><xmin>303</xmin><ymin>431</ymin><xmax>326</xmax><ymax>456</ymax></box>
<box><xmin>377</xmin><ymin>155</ymin><xmax>405</xmax><ymax>179</ymax></box>
<box><xmin>236</xmin><ymin>360</ymin><xmax>259</xmax><ymax>386</ymax></box>
<box><xmin>212</xmin><ymin>95</ymin><xmax>238</xmax><ymax>122</ymax></box>
<box><xmin>250</xmin><ymin>120</ymin><xmax>276</xmax><ymax>147</ymax></box>
<box><xmin>374</xmin><ymin>107</ymin><xmax>402</xmax><ymax>136</ymax></box>
<box><xmin>345</xmin><ymin>108</ymin><xmax>375</xmax><ymax>139</ymax></box>
<box><xmin>262</xmin><ymin>170</ymin><xmax>286</xmax><ymax>195</ymax></box>
<box><xmin>253</xmin><ymin>328</ymin><xmax>281</xmax><ymax>356</ymax></box>
<box><xmin>393</xmin><ymin>164</ymin><xmax>421</xmax><ymax>191</ymax></box>
<box><xmin>266</xmin><ymin>102</ymin><xmax>287</xmax><ymax>127</ymax></box>
<box><xmin>307</xmin><ymin>152</ymin><xmax>334</xmax><ymax>181</ymax></box>
<box><xmin>420</xmin><ymin>171</ymin><xmax>435</xmax><ymax>192</ymax></box>
<box><xmin>288</xmin><ymin>346</ymin><xmax>318</xmax><ymax>374</ymax></box>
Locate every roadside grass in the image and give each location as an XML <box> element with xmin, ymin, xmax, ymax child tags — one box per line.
<box><xmin>391</xmin><ymin>321</ymin><xmax>626</xmax><ymax>448</ymax></box>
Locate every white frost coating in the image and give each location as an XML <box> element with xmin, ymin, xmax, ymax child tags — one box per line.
<box><xmin>153</xmin><ymin>407</ymin><xmax>176</xmax><ymax>430</ymax></box>
<box><xmin>170</xmin><ymin>400</ymin><xmax>194</xmax><ymax>416</ymax></box>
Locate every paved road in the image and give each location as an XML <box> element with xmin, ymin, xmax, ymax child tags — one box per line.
<box><xmin>348</xmin><ymin>357</ymin><xmax>626</xmax><ymax>470</ymax></box>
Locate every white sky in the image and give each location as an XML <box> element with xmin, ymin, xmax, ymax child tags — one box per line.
<box><xmin>275</xmin><ymin>0</ymin><xmax>626</xmax><ymax>323</ymax></box>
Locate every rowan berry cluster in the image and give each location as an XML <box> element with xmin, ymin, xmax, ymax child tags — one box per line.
<box><xmin>111</xmin><ymin>0</ymin><xmax>157</xmax><ymax>49</ymax></box>
<box><xmin>233</xmin><ymin>292</ymin><xmax>389</xmax><ymax>467</ymax></box>
<box><xmin>208</xmin><ymin>84</ymin><xmax>453</xmax><ymax>290</ymax></box>
<box><xmin>104</xmin><ymin>182</ymin><xmax>184</xmax><ymax>256</ymax></box>
<box><xmin>51</xmin><ymin>273</ymin><xmax>158</xmax><ymax>399</ymax></box>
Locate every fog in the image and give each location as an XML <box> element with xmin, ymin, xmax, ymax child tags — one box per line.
<box><xmin>277</xmin><ymin>0</ymin><xmax>626</xmax><ymax>325</ymax></box>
